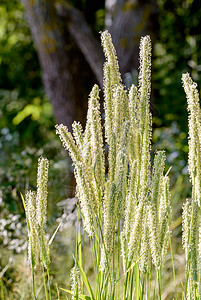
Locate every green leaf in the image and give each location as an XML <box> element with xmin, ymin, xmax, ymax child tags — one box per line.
<box><xmin>115</xmin><ymin>251</ymin><xmax>145</xmax><ymax>284</ymax></box>
<box><xmin>60</xmin><ymin>288</ymin><xmax>91</xmax><ymax>300</ymax></box>
<box><xmin>78</xmin><ymin>226</ymin><xmax>82</xmax><ymax>268</ymax></box>
<box><xmin>73</xmin><ymin>254</ymin><xmax>95</xmax><ymax>300</ymax></box>
<box><xmin>20</xmin><ymin>192</ymin><xmax>27</xmax><ymax>213</ymax></box>
<box><xmin>49</xmin><ymin>221</ymin><xmax>62</xmax><ymax>246</ymax></box>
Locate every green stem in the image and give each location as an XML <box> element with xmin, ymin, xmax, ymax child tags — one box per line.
<box><xmin>169</xmin><ymin>229</ymin><xmax>177</xmax><ymax>299</ymax></box>
<box><xmin>42</xmin><ymin>262</ymin><xmax>48</xmax><ymax>300</ymax></box>
<box><xmin>31</xmin><ymin>263</ymin><xmax>37</xmax><ymax>300</ymax></box>
<box><xmin>129</xmin><ymin>268</ymin><xmax>134</xmax><ymax>299</ymax></box>
<box><xmin>157</xmin><ymin>267</ymin><xmax>161</xmax><ymax>300</ymax></box>
<box><xmin>82</xmin><ymin>225</ymin><xmax>85</xmax><ymax>295</ymax></box>
<box><xmin>185</xmin><ymin>175</ymin><xmax>196</xmax><ymax>298</ymax></box>
<box><xmin>47</xmin><ymin>266</ymin><xmax>52</xmax><ymax>300</ymax></box>
<box><xmin>117</xmin><ymin>220</ymin><xmax>120</xmax><ymax>300</ymax></box>
<box><xmin>40</xmin><ymin>227</ymin><xmax>48</xmax><ymax>300</ymax></box>
<box><xmin>123</xmin><ymin>260</ymin><xmax>130</xmax><ymax>299</ymax></box>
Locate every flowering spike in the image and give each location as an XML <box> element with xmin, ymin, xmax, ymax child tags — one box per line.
<box><xmin>182</xmin><ymin>73</ymin><xmax>201</xmax><ymax>206</ymax></box>
<box><xmin>138</xmin><ymin>35</ymin><xmax>152</xmax><ymax>120</ymax></box>
<box><xmin>100</xmin><ymin>182</ymin><xmax>116</xmax><ymax>272</ymax></box>
<box><xmin>128</xmin><ymin>84</ymin><xmax>140</xmax><ymax>162</ymax></box>
<box><xmin>88</xmin><ymin>85</ymin><xmax>105</xmax><ymax>190</ymax></box>
<box><xmin>103</xmin><ymin>63</ymin><xmax>114</xmax><ymax>145</ymax></box>
<box><xmin>124</xmin><ymin>159</ymin><xmax>138</xmax><ymax>240</ymax></box>
<box><xmin>56</xmin><ymin>124</ymin><xmax>82</xmax><ymax>164</ymax></box>
<box><xmin>115</xmin><ymin>121</ymin><xmax>130</xmax><ymax>219</ymax></box>
<box><xmin>26</xmin><ymin>191</ymin><xmax>40</xmax><ymax>268</ymax></box>
<box><xmin>108</xmin><ymin>133</ymin><xmax>117</xmax><ymax>183</ymax></box>
<box><xmin>36</xmin><ymin>157</ymin><xmax>49</xmax><ymax>226</ymax></box>
<box><xmin>113</xmin><ymin>85</ymin><xmax>129</xmax><ymax>148</ymax></box>
<box><xmin>70</xmin><ymin>265</ymin><xmax>81</xmax><ymax>299</ymax></box>
<box><xmin>151</xmin><ymin>151</ymin><xmax>166</xmax><ymax>216</ymax></box>
<box><xmin>139</xmin><ymin>209</ymin><xmax>152</xmax><ymax>274</ymax></box>
<box><xmin>182</xmin><ymin>200</ymin><xmax>192</xmax><ymax>259</ymax></box>
<box><xmin>74</xmin><ymin>163</ymin><xmax>96</xmax><ymax>236</ymax></box>
<box><xmin>101</xmin><ymin>30</ymin><xmax>121</xmax><ymax>86</ymax></box>
<box><xmin>72</xmin><ymin>121</ymin><xmax>84</xmax><ymax>152</ymax></box>
<box><xmin>127</xmin><ymin>200</ymin><xmax>144</xmax><ymax>262</ymax></box>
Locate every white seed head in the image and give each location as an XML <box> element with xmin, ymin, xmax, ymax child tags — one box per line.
<box><xmin>70</xmin><ymin>265</ymin><xmax>81</xmax><ymax>299</ymax></box>
<box><xmin>26</xmin><ymin>191</ymin><xmax>40</xmax><ymax>268</ymax></box>
<box><xmin>72</xmin><ymin>121</ymin><xmax>84</xmax><ymax>152</ymax></box>
<box><xmin>100</xmin><ymin>182</ymin><xmax>116</xmax><ymax>272</ymax></box>
<box><xmin>124</xmin><ymin>159</ymin><xmax>138</xmax><ymax>240</ymax></box>
<box><xmin>138</xmin><ymin>36</ymin><xmax>152</xmax><ymax>108</ymax></box>
<box><xmin>182</xmin><ymin>200</ymin><xmax>192</xmax><ymax>256</ymax></box>
<box><xmin>36</xmin><ymin>157</ymin><xmax>49</xmax><ymax>226</ymax></box>
<box><xmin>74</xmin><ymin>163</ymin><xmax>96</xmax><ymax>236</ymax></box>
<box><xmin>56</xmin><ymin>124</ymin><xmax>82</xmax><ymax>164</ymax></box>
<box><xmin>182</xmin><ymin>73</ymin><xmax>201</xmax><ymax>206</ymax></box>
<box><xmin>88</xmin><ymin>85</ymin><xmax>105</xmax><ymax>190</ymax></box>
<box><xmin>139</xmin><ymin>209</ymin><xmax>152</xmax><ymax>274</ymax></box>
<box><xmin>101</xmin><ymin>30</ymin><xmax>121</xmax><ymax>86</ymax></box>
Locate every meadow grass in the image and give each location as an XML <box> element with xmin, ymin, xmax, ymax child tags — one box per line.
<box><xmin>23</xmin><ymin>31</ymin><xmax>201</xmax><ymax>299</ymax></box>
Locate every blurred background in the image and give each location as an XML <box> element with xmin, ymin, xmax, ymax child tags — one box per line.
<box><xmin>0</xmin><ymin>0</ymin><xmax>201</xmax><ymax>298</ymax></box>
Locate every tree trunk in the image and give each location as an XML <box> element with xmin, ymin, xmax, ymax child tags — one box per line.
<box><xmin>22</xmin><ymin>0</ymin><xmax>94</xmax><ymax>128</ymax></box>
<box><xmin>22</xmin><ymin>0</ymin><xmax>158</xmax><ymax>127</ymax></box>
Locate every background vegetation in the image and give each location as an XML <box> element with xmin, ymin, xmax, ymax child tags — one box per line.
<box><xmin>0</xmin><ymin>0</ymin><xmax>201</xmax><ymax>298</ymax></box>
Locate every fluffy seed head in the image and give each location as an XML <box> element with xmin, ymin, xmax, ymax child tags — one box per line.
<box><xmin>182</xmin><ymin>73</ymin><xmax>201</xmax><ymax>205</ymax></box>
<box><xmin>70</xmin><ymin>265</ymin><xmax>81</xmax><ymax>299</ymax></box>
<box><xmin>36</xmin><ymin>157</ymin><xmax>49</xmax><ymax>226</ymax></box>
<box><xmin>26</xmin><ymin>191</ymin><xmax>40</xmax><ymax>268</ymax></box>
<box><xmin>56</xmin><ymin>124</ymin><xmax>82</xmax><ymax>164</ymax></box>
<box><xmin>101</xmin><ymin>30</ymin><xmax>121</xmax><ymax>86</ymax></box>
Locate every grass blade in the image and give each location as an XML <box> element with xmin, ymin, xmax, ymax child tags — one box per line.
<box><xmin>73</xmin><ymin>254</ymin><xmax>95</xmax><ymax>300</ymax></box>
<box><xmin>60</xmin><ymin>288</ymin><xmax>91</xmax><ymax>300</ymax></box>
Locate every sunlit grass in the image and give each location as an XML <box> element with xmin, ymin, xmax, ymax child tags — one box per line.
<box><xmin>20</xmin><ymin>31</ymin><xmax>201</xmax><ymax>300</ymax></box>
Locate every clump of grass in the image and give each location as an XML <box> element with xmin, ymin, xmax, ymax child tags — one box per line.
<box><xmin>22</xmin><ymin>157</ymin><xmax>51</xmax><ymax>300</ymax></box>
<box><xmin>22</xmin><ymin>31</ymin><xmax>201</xmax><ymax>300</ymax></box>
<box><xmin>56</xmin><ymin>31</ymin><xmax>172</xmax><ymax>299</ymax></box>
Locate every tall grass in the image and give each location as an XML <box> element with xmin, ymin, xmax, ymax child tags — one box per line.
<box><xmin>23</xmin><ymin>31</ymin><xmax>201</xmax><ymax>299</ymax></box>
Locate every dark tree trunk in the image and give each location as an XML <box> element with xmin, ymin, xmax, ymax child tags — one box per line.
<box><xmin>22</xmin><ymin>0</ymin><xmax>96</xmax><ymax>128</ymax></box>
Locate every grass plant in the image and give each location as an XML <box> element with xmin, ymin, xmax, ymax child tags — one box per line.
<box><xmin>22</xmin><ymin>31</ymin><xmax>201</xmax><ymax>299</ymax></box>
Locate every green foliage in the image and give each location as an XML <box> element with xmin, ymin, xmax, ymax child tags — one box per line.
<box><xmin>154</xmin><ymin>0</ymin><xmax>201</xmax><ymax>130</ymax></box>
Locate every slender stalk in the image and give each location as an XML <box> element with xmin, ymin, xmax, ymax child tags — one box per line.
<box><xmin>146</xmin><ymin>272</ymin><xmax>150</xmax><ymax>300</ymax></box>
<box><xmin>76</xmin><ymin>210</ymin><xmax>79</xmax><ymax>259</ymax></box>
<box><xmin>40</xmin><ymin>227</ymin><xmax>48</xmax><ymax>300</ymax></box>
<box><xmin>117</xmin><ymin>220</ymin><xmax>120</xmax><ymax>300</ymax></box>
<box><xmin>82</xmin><ymin>226</ymin><xmax>85</xmax><ymax>295</ymax></box>
<box><xmin>47</xmin><ymin>266</ymin><xmax>52</xmax><ymax>300</ymax></box>
<box><xmin>123</xmin><ymin>261</ymin><xmax>130</xmax><ymax>299</ymax></box>
<box><xmin>185</xmin><ymin>175</ymin><xmax>196</xmax><ymax>298</ymax></box>
<box><xmin>42</xmin><ymin>262</ymin><xmax>48</xmax><ymax>300</ymax></box>
<box><xmin>169</xmin><ymin>229</ymin><xmax>177</xmax><ymax>299</ymax></box>
<box><xmin>130</xmin><ymin>268</ymin><xmax>134</xmax><ymax>299</ymax></box>
<box><xmin>31</xmin><ymin>264</ymin><xmax>37</xmax><ymax>300</ymax></box>
<box><xmin>157</xmin><ymin>267</ymin><xmax>162</xmax><ymax>300</ymax></box>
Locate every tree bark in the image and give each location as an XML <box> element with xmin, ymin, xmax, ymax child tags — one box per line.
<box><xmin>22</xmin><ymin>0</ymin><xmax>93</xmax><ymax>128</ymax></box>
<box><xmin>56</xmin><ymin>2</ymin><xmax>104</xmax><ymax>88</ymax></box>
<box><xmin>22</xmin><ymin>0</ymin><xmax>158</xmax><ymax>127</ymax></box>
